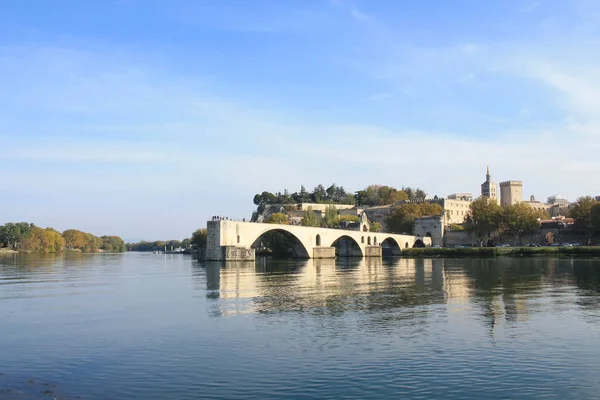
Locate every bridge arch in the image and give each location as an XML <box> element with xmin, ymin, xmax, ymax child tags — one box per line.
<box><xmin>381</xmin><ymin>237</ymin><xmax>402</xmax><ymax>256</ymax></box>
<box><xmin>413</xmin><ymin>239</ymin><xmax>426</xmax><ymax>248</ymax></box>
<box><xmin>249</xmin><ymin>228</ymin><xmax>311</xmax><ymax>258</ymax></box>
<box><xmin>330</xmin><ymin>235</ymin><xmax>363</xmax><ymax>257</ymax></box>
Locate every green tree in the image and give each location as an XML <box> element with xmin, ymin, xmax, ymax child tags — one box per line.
<box><xmin>100</xmin><ymin>235</ymin><xmax>127</xmax><ymax>252</ymax></box>
<box><xmin>0</xmin><ymin>222</ymin><xmax>35</xmax><ymax>249</ymax></box>
<box><xmin>253</xmin><ymin>191</ymin><xmax>277</xmax><ymax>206</ymax></box>
<box><xmin>370</xmin><ymin>221</ymin><xmax>382</xmax><ymax>232</ymax></box>
<box><xmin>81</xmin><ymin>233</ymin><xmax>102</xmax><ymax>253</ymax></box>
<box><xmin>191</xmin><ymin>228</ymin><xmax>208</xmax><ymax>250</ymax></box>
<box><xmin>44</xmin><ymin>228</ymin><xmax>66</xmax><ymax>253</ymax></box>
<box><xmin>321</xmin><ymin>205</ymin><xmax>340</xmax><ymax>228</ymax></box>
<box><xmin>387</xmin><ymin>203</ymin><xmax>443</xmax><ymax>234</ymax></box>
<box><xmin>19</xmin><ymin>227</ymin><xmax>44</xmax><ymax>252</ymax></box>
<box><xmin>570</xmin><ymin>196</ymin><xmax>600</xmax><ymax>245</ymax></box>
<box><xmin>301</xmin><ymin>206</ymin><xmax>321</xmax><ymax>227</ymax></box>
<box><xmin>312</xmin><ymin>184</ymin><xmax>327</xmax><ymax>203</ymax></box>
<box><xmin>181</xmin><ymin>238</ymin><xmax>191</xmax><ymax>249</ymax></box>
<box><xmin>502</xmin><ymin>203</ymin><xmax>541</xmax><ymax>246</ymax></box>
<box><xmin>166</xmin><ymin>239</ymin><xmax>182</xmax><ymax>250</ymax></box>
<box><xmin>339</xmin><ymin>215</ymin><xmax>360</xmax><ymax>223</ymax></box>
<box><xmin>20</xmin><ymin>227</ymin><xmax>65</xmax><ymax>253</ymax></box>
<box><xmin>265</xmin><ymin>212</ymin><xmax>290</xmax><ymax>225</ymax></box>
<box><xmin>63</xmin><ymin>229</ymin><xmax>88</xmax><ymax>250</ymax></box>
<box><xmin>465</xmin><ymin>197</ymin><xmax>503</xmax><ymax>246</ymax></box>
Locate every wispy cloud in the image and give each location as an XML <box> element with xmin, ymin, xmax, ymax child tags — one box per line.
<box><xmin>2</xmin><ymin>0</ymin><xmax>600</xmax><ymax>239</ymax></box>
<box><xmin>350</xmin><ymin>6</ymin><xmax>370</xmax><ymax>21</ymax></box>
<box><xmin>520</xmin><ymin>0</ymin><xmax>542</xmax><ymax>14</ymax></box>
<box><xmin>366</xmin><ymin>92</ymin><xmax>394</xmax><ymax>102</ymax></box>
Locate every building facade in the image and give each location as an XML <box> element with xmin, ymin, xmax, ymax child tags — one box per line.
<box><xmin>441</xmin><ymin>198</ymin><xmax>473</xmax><ymax>225</ymax></box>
<box><xmin>547</xmin><ymin>195</ymin><xmax>569</xmax><ymax>206</ymax></box>
<box><xmin>521</xmin><ymin>195</ymin><xmax>551</xmax><ymax>213</ymax></box>
<box><xmin>414</xmin><ymin>215</ymin><xmax>444</xmax><ymax>247</ymax></box>
<box><xmin>480</xmin><ymin>166</ymin><xmax>498</xmax><ymax>203</ymax></box>
<box><xmin>500</xmin><ymin>180</ymin><xmax>523</xmax><ymax>206</ymax></box>
<box><xmin>448</xmin><ymin>193</ymin><xmax>473</xmax><ymax>201</ymax></box>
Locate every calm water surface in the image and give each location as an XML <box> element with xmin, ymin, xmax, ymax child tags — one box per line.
<box><xmin>1</xmin><ymin>253</ymin><xmax>600</xmax><ymax>399</ymax></box>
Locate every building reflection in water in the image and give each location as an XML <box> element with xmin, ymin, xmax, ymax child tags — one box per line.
<box><xmin>198</xmin><ymin>256</ymin><xmax>593</xmax><ymax>331</ymax></box>
<box><xmin>201</xmin><ymin>257</ymin><xmax>453</xmax><ymax>318</ymax></box>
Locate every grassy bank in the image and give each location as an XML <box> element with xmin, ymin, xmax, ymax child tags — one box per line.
<box><xmin>401</xmin><ymin>246</ymin><xmax>600</xmax><ymax>257</ymax></box>
<box><xmin>0</xmin><ymin>248</ymin><xmax>18</xmax><ymax>255</ymax></box>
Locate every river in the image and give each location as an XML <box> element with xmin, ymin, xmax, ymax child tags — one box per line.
<box><xmin>1</xmin><ymin>253</ymin><xmax>600</xmax><ymax>399</ymax></box>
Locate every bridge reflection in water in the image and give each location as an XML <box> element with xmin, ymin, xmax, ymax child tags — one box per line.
<box><xmin>199</xmin><ymin>257</ymin><xmax>588</xmax><ymax>337</ymax></box>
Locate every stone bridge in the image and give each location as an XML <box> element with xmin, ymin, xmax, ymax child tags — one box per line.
<box><xmin>205</xmin><ymin>220</ymin><xmax>431</xmax><ymax>261</ymax></box>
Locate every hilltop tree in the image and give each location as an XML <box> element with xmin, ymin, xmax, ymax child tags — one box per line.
<box><xmin>253</xmin><ymin>191</ymin><xmax>277</xmax><ymax>206</ymax></box>
<box><xmin>370</xmin><ymin>221</ymin><xmax>382</xmax><ymax>232</ymax></box>
<box><xmin>265</xmin><ymin>212</ymin><xmax>289</xmax><ymax>225</ymax></box>
<box><xmin>321</xmin><ymin>205</ymin><xmax>340</xmax><ymax>228</ymax></box>
<box><xmin>311</xmin><ymin>184</ymin><xmax>327</xmax><ymax>203</ymax></box>
<box><xmin>355</xmin><ymin>185</ymin><xmax>411</xmax><ymax>206</ymax></box>
<box><xmin>387</xmin><ymin>202</ymin><xmax>443</xmax><ymax>234</ymax></box>
<box><xmin>301</xmin><ymin>206</ymin><xmax>321</xmax><ymax>227</ymax></box>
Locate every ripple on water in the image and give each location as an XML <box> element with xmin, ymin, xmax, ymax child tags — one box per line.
<box><xmin>2</xmin><ymin>255</ymin><xmax>600</xmax><ymax>399</ymax></box>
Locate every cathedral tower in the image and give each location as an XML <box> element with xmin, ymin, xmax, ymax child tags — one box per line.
<box><xmin>481</xmin><ymin>165</ymin><xmax>498</xmax><ymax>202</ymax></box>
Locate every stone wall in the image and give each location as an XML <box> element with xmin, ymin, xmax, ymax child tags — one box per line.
<box><xmin>205</xmin><ymin>220</ymin><xmax>223</xmax><ymax>260</ymax></box>
<box><xmin>443</xmin><ymin>231</ymin><xmax>474</xmax><ymax>247</ymax></box>
<box><xmin>444</xmin><ymin>230</ymin><xmax>596</xmax><ymax>247</ymax></box>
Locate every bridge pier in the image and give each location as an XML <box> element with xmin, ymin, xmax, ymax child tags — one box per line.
<box><xmin>223</xmin><ymin>246</ymin><xmax>255</xmax><ymax>261</ymax></box>
<box><xmin>364</xmin><ymin>245</ymin><xmax>382</xmax><ymax>257</ymax></box>
<box><xmin>313</xmin><ymin>247</ymin><xmax>336</xmax><ymax>259</ymax></box>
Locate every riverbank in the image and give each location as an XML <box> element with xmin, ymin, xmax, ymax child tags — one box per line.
<box><xmin>402</xmin><ymin>246</ymin><xmax>600</xmax><ymax>257</ymax></box>
<box><xmin>0</xmin><ymin>248</ymin><xmax>17</xmax><ymax>255</ymax></box>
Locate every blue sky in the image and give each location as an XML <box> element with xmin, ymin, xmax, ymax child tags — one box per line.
<box><xmin>1</xmin><ymin>0</ymin><xmax>599</xmax><ymax>241</ymax></box>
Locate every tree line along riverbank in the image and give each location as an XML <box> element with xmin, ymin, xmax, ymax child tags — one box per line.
<box><xmin>401</xmin><ymin>246</ymin><xmax>600</xmax><ymax>257</ymax></box>
<box><xmin>0</xmin><ymin>222</ymin><xmax>126</xmax><ymax>253</ymax></box>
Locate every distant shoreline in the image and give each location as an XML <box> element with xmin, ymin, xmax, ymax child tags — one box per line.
<box><xmin>0</xmin><ymin>248</ymin><xmax>17</xmax><ymax>254</ymax></box>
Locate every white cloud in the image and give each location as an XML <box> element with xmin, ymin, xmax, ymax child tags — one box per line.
<box><xmin>522</xmin><ymin>61</ymin><xmax>600</xmax><ymax>119</ymax></box>
<box><xmin>459</xmin><ymin>43</ymin><xmax>482</xmax><ymax>54</ymax></box>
